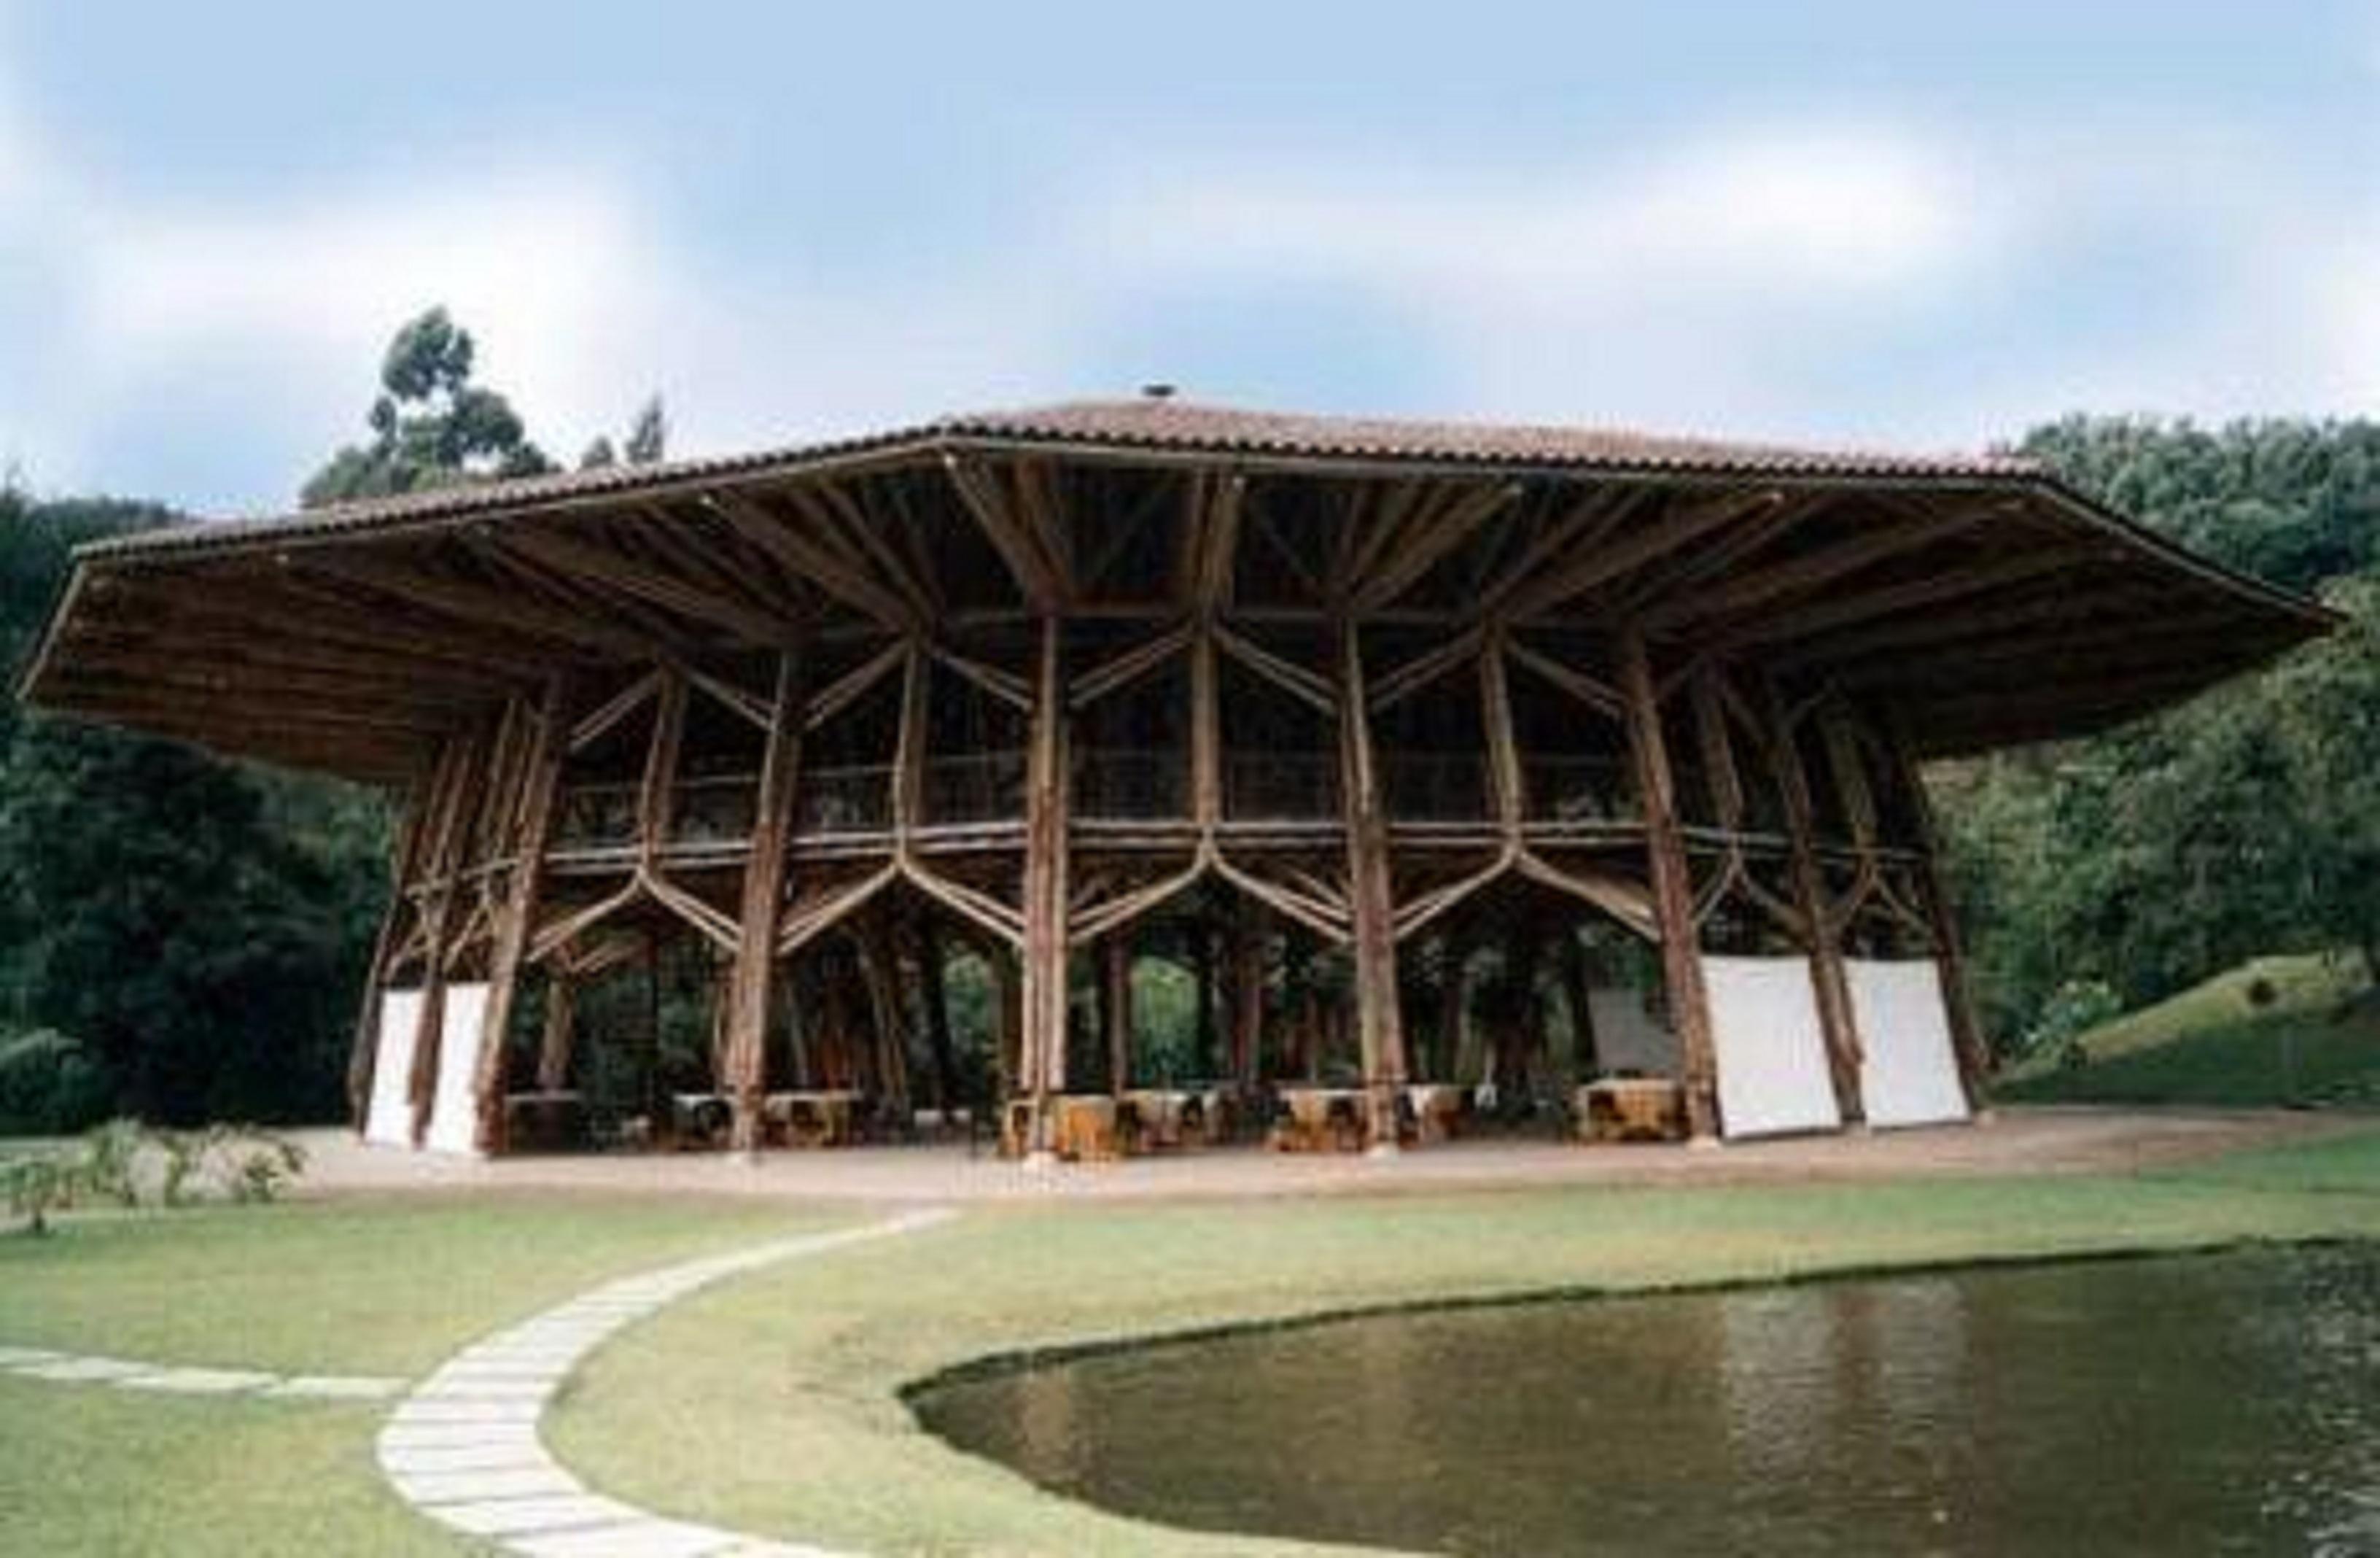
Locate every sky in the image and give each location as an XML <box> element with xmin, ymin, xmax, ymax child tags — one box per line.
<box><xmin>0</xmin><ymin>1</ymin><xmax>2376</xmax><ymax>516</ymax></box>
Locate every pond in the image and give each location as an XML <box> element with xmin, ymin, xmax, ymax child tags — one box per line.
<box><xmin>915</xmin><ymin>1245</ymin><xmax>2380</xmax><ymax>1556</ymax></box>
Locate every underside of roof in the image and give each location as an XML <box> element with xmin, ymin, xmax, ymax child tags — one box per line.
<box><xmin>20</xmin><ymin>398</ymin><xmax>2333</xmax><ymax>786</ymax></box>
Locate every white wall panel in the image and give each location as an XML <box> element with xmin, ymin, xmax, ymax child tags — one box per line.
<box><xmin>424</xmin><ymin>983</ymin><xmax>491</xmax><ymax>1156</ymax></box>
<box><xmin>1704</xmin><ymin>955</ymin><xmax>1840</xmax><ymax>1139</ymax></box>
<box><xmin>1849</xmin><ymin>958</ymin><xmax>1969</xmax><ymax>1128</ymax></box>
<box><xmin>363</xmin><ymin>989</ymin><xmax>422</xmax><ymax>1149</ymax></box>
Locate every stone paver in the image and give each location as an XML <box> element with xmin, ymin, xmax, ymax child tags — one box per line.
<box><xmin>376</xmin><ymin>1208</ymin><xmax>954</xmax><ymax>1558</ymax></box>
<box><xmin>114</xmin><ymin>1366</ymin><xmax>279</xmax><ymax>1395</ymax></box>
<box><xmin>0</xmin><ymin>1344</ymin><xmax>404</xmax><ymax>1400</ymax></box>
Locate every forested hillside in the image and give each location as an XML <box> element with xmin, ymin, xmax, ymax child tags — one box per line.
<box><xmin>1944</xmin><ymin>416</ymin><xmax>2380</xmax><ymax>1051</ymax></box>
<box><xmin>0</xmin><ymin>494</ymin><xmax>389</xmax><ymax>1130</ymax></box>
<box><xmin>2</xmin><ymin>381</ymin><xmax>2375</xmax><ymax>1128</ymax></box>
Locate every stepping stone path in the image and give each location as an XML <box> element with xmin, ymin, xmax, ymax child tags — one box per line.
<box><xmin>0</xmin><ymin>1343</ymin><xmax>402</xmax><ymax>1400</ymax></box>
<box><xmin>378</xmin><ymin>1208</ymin><xmax>954</xmax><ymax>1558</ymax></box>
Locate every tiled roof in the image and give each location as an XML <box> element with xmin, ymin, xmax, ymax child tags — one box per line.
<box><xmin>79</xmin><ymin>397</ymin><xmax>2037</xmax><ymax>562</ymax></box>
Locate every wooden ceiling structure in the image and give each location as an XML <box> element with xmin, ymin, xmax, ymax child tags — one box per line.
<box><xmin>19</xmin><ymin>398</ymin><xmax>2332</xmax><ymax>1157</ymax></box>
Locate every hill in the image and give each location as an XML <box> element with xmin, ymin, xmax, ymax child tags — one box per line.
<box><xmin>1996</xmin><ymin>953</ymin><xmax>2380</xmax><ymax>1109</ymax></box>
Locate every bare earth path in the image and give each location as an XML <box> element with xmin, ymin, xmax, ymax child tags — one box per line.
<box><xmin>295</xmin><ymin>1106</ymin><xmax>2357</xmax><ymax>1206</ymax></box>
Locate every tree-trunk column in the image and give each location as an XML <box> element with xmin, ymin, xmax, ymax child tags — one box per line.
<box><xmin>471</xmin><ymin>680</ymin><xmax>570</xmax><ymax>1155</ymax></box>
<box><xmin>1337</xmin><ymin>619</ymin><xmax>1410</xmax><ymax>1151</ymax></box>
<box><xmin>1883</xmin><ymin>712</ymin><xmax>1994</xmax><ymax>1115</ymax></box>
<box><xmin>1617</xmin><ymin>629</ymin><xmax>1720</xmax><ymax>1143</ymax></box>
<box><xmin>1764</xmin><ymin>678</ymin><xmax>1865</xmax><ymax>1127</ymax></box>
<box><xmin>1019</xmin><ymin>614</ymin><xmax>1072</xmax><ymax>1158</ymax></box>
<box><xmin>726</xmin><ymin>651</ymin><xmax>805</xmax><ymax>1156</ymax></box>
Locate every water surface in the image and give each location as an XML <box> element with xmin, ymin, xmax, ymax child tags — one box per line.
<box><xmin>917</xmin><ymin>1246</ymin><xmax>2380</xmax><ymax>1556</ymax></box>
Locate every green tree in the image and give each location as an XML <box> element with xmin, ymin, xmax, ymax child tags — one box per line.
<box><xmin>301</xmin><ymin>306</ymin><xmax>556</xmax><ymax>505</ymax></box>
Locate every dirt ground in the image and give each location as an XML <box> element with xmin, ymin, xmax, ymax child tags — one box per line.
<box><xmin>291</xmin><ymin>1105</ymin><xmax>2362</xmax><ymax>1206</ymax></box>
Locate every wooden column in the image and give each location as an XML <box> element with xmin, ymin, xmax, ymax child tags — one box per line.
<box><xmin>1192</xmin><ymin>922</ymin><xmax>1217</xmax><ymax>1080</ymax></box>
<box><xmin>346</xmin><ymin>793</ymin><xmax>429</xmax><ymax>1132</ymax></box>
<box><xmin>1559</xmin><ymin>929</ymin><xmax>1600</xmax><ymax>1079</ymax></box>
<box><xmin>471</xmin><ymin>680</ymin><xmax>569</xmax><ymax>1154</ymax></box>
<box><xmin>1617</xmin><ymin>629</ymin><xmax>1719</xmax><ymax>1143</ymax></box>
<box><xmin>1102</xmin><ymin>934</ymin><xmax>1132</xmax><ymax>1095</ymax></box>
<box><xmin>1337</xmin><ymin>619</ymin><xmax>1409</xmax><ymax>1150</ymax></box>
<box><xmin>1764</xmin><ymin>678</ymin><xmax>1865</xmax><ymax>1127</ymax></box>
<box><xmin>1883</xmin><ymin>712</ymin><xmax>1995</xmax><ymax>1115</ymax></box>
<box><xmin>917</xmin><ymin>916</ymin><xmax>957</xmax><ymax>1116</ymax></box>
<box><xmin>1018</xmin><ymin>614</ymin><xmax>1071</xmax><ymax>1155</ymax></box>
<box><xmin>726</xmin><ymin>650</ymin><xmax>805</xmax><ymax>1156</ymax></box>
<box><xmin>405</xmin><ymin>725</ymin><xmax>483</xmax><ymax>1148</ymax></box>
<box><xmin>1229</xmin><ymin>910</ymin><xmax>1265</xmax><ymax>1090</ymax></box>
<box><xmin>537</xmin><ymin>966</ymin><xmax>577</xmax><ymax>1091</ymax></box>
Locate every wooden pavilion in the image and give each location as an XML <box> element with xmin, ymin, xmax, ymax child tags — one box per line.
<box><xmin>18</xmin><ymin>398</ymin><xmax>2329</xmax><ymax>1158</ymax></box>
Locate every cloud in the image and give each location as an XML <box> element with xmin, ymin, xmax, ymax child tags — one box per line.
<box><xmin>2</xmin><ymin>69</ymin><xmax>2375</xmax><ymax>512</ymax></box>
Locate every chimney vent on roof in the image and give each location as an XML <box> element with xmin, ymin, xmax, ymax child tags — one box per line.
<box><xmin>1139</xmin><ymin>382</ymin><xmax>1177</xmax><ymax>401</ymax></box>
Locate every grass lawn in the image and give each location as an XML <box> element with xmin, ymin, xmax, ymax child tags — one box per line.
<box><xmin>0</xmin><ymin>1380</ymin><xmax>450</xmax><ymax>1557</ymax></box>
<box><xmin>549</xmin><ymin>1131</ymin><xmax>2380</xmax><ymax>1558</ymax></box>
<box><xmin>0</xmin><ymin>1194</ymin><xmax>844</xmax><ymax>1558</ymax></box>
<box><xmin>4</xmin><ymin>1133</ymin><xmax>2377</xmax><ymax>1557</ymax></box>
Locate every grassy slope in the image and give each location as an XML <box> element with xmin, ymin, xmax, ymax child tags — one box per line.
<box><xmin>552</xmin><ymin>1136</ymin><xmax>2380</xmax><ymax>1558</ymax></box>
<box><xmin>1996</xmin><ymin>953</ymin><xmax>2380</xmax><ymax>1108</ymax></box>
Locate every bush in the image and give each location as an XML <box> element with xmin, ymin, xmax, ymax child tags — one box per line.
<box><xmin>2024</xmin><ymin>979</ymin><xmax>2126</xmax><ymax>1067</ymax></box>
<box><xmin>2</xmin><ymin>1120</ymin><xmax>308</xmax><ymax>1234</ymax></box>
<box><xmin>0</xmin><ymin>1029</ymin><xmax>112</xmax><ymax>1136</ymax></box>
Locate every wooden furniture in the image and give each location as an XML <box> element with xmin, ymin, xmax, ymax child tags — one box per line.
<box><xmin>766</xmin><ymin>1088</ymin><xmax>858</xmax><ymax>1148</ymax></box>
<box><xmin>1053</xmin><ymin>1095</ymin><xmax>1122</xmax><ymax>1162</ymax></box>
<box><xmin>1577</xmin><ymin>1077</ymin><xmax>1687</xmax><ymax>1144</ymax></box>
<box><xmin>501</xmin><ymin>1090</ymin><xmax>586</xmax><ymax>1152</ymax></box>
<box><xmin>1271</xmin><ymin>1085</ymin><xmax>1367</xmax><ymax>1153</ymax></box>
<box><xmin>1405</xmin><ymin>1083</ymin><xmax>1467</xmax><ymax>1144</ymax></box>
<box><xmin>669</xmin><ymin>1091</ymin><xmax>733</xmax><ymax>1148</ymax></box>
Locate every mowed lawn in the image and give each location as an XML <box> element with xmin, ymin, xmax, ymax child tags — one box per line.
<box><xmin>550</xmin><ymin>1128</ymin><xmax>2380</xmax><ymax>1558</ymax></box>
<box><xmin>1</xmin><ymin>1131</ymin><xmax>2376</xmax><ymax>1557</ymax></box>
<box><xmin>0</xmin><ymin>1195</ymin><xmax>847</xmax><ymax>1557</ymax></box>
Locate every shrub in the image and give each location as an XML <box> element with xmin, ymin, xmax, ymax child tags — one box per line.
<box><xmin>2025</xmin><ymin>978</ymin><xmax>2125</xmax><ymax>1066</ymax></box>
<box><xmin>0</xmin><ymin>1029</ymin><xmax>112</xmax><ymax>1136</ymax></box>
<box><xmin>3</xmin><ymin>1120</ymin><xmax>308</xmax><ymax>1233</ymax></box>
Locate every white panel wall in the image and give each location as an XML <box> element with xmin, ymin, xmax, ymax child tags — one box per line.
<box><xmin>363</xmin><ymin>989</ymin><xmax>423</xmax><ymax>1148</ymax></box>
<box><xmin>424</xmin><ymin>983</ymin><xmax>491</xmax><ymax>1156</ymax></box>
<box><xmin>1848</xmin><ymin>958</ymin><xmax>1969</xmax><ymax>1128</ymax></box>
<box><xmin>1703</xmin><ymin>955</ymin><xmax>1841</xmax><ymax>1139</ymax></box>
<box><xmin>1585</xmin><ymin>988</ymin><xmax>1680</xmax><ymax>1077</ymax></box>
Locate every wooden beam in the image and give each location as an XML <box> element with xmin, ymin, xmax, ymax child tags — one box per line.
<box><xmin>707</xmin><ymin>490</ymin><xmax>917</xmax><ymax>630</ymax></box>
<box><xmin>944</xmin><ymin>454</ymin><xmax>1069</xmax><ymax>611</ymax></box>
<box><xmin>1762</xmin><ymin>674</ymin><xmax>1865</xmax><ymax>1125</ymax></box>
<box><xmin>501</xmin><ymin>524</ymin><xmax>796</xmax><ymax>645</ymax></box>
<box><xmin>1722</xmin><ymin>543</ymin><xmax>2095</xmax><ymax>653</ymax></box>
<box><xmin>1351</xmin><ymin>481</ymin><xmax>1520</xmax><ymax>611</ymax></box>
<box><xmin>470</xmin><ymin>681</ymin><xmax>568</xmax><ymax>1153</ymax></box>
<box><xmin>295</xmin><ymin>549</ymin><xmax>653</xmax><ymax>659</ymax></box>
<box><xmin>1617</xmin><ymin>628</ymin><xmax>1719</xmax><ymax>1142</ymax></box>
<box><xmin>726</xmin><ymin>649</ymin><xmax>806</xmax><ymax>1154</ymax></box>
<box><xmin>1102</xmin><ymin>934</ymin><xmax>1132</xmax><ymax>1096</ymax></box>
<box><xmin>1641</xmin><ymin>503</ymin><xmax>1991</xmax><ymax>633</ymax></box>
<box><xmin>1337</xmin><ymin>620</ymin><xmax>1410</xmax><ymax>1150</ymax></box>
<box><xmin>1018</xmin><ymin>614</ymin><xmax>1071</xmax><ymax>1155</ymax></box>
<box><xmin>1883</xmin><ymin>710</ymin><xmax>1996</xmax><ymax>1113</ymax></box>
<box><xmin>1505</xmin><ymin>487</ymin><xmax>1786</xmax><ymax>621</ymax></box>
